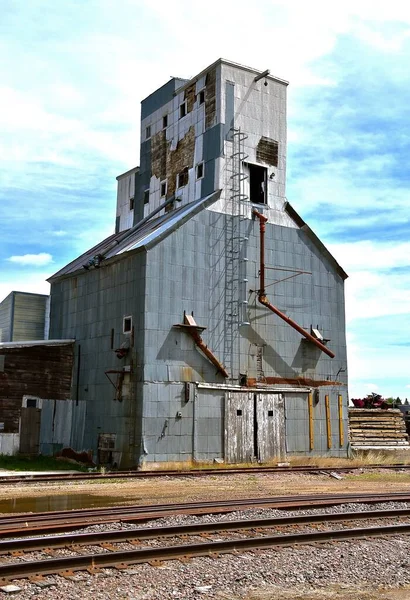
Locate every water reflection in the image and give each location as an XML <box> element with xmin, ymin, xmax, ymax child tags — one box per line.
<box><xmin>0</xmin><ymin>494</ymin><xmax>133</xmax><ymax>513</ymax></box>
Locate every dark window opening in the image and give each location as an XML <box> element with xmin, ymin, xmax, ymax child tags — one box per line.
<box><xmin>145</xmin><ymin>125</ymin><xmax>151</xmax><ymax>139</ymax></box>
<box><xmin>198</xmin><ymin>90</ymin><xmax>205</xmax><ymax>105</ymax></box>
<box><xmin>110</xmin><ymin>328</ymin><xmax>114</xmax><ymax>350</ymax></box>
<box><xmin>249</xmin><ymin>163</ymin><xmax>267</xmax><ymax>204</ymax></box>
<box><xmin>236</xmin><ymin>409</ymin><xmax>242</xmax><ymax>416</ymax></box>
<box><xmin>196</xmin><ymin>162</ymin><xmax>204</xmax><ymax>179</ymax></box>
<box><xmin>179</xmin><ymin>102</ymin><xmax>187</xmax><ymax>119</ymax></box>
<box><xmin>162</xmin><ymin>114</ymin><xmax>168</xmax><ymax>129</ymax></box>
<box><xmin>129</xmin><ymin>197</ymin><xmax>134</xmax><ymax>210</ymax></box>
<box><xmin>160</xmin><ymin>181</ymin><xmax>167</xmax><ymax>197</ymax></box>
<box><xmin>26</xmin><ymin>398</ymin><xmax>37</xmax><ymax>408</ymax></box>
<box><xmin>123</xmin><ymin>316</ymin><xmax>132</xmax><ymax>333</ymax></box>
<box><xmin>144</xmin><ymin>189</ymin><xmax>150</xmax><ymax>204</ymax></box>
<box><xmin>177</xmin><ymin>167</ymin><xmax>189</xmax><ymax>188</ymax></box>
<box><xmin>268</xmin><ymin>410</ymin><xmax>274</xmax><ymax>417</ymax></box>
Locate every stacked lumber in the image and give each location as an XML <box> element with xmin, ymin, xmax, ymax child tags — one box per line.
<box><xmin>349</xmin><ymin>408</ymin><xmax>410</xmax><ymax>447</ymax></box>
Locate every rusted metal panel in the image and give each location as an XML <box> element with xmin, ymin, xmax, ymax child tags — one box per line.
<box><xmin>224</xmin><ymin>391</ymin><xmax>253</xmax><ymax>463</ymax></box>
<box><xmin>256</xmin><ymin>136</ymin><xmax>279</xmax><ymax>167</ymax></box>
<box><xmin>246</xmin><ymin>376</ymin><xmax>345</xmax><ymax>388</ymax></box>
<box><xmin>19</xmin><ymin>407</ymin><xmax>41</xmax><ymax>454</ymax></box>
<box><xmin>0</xmin><ymin>343</ymin><xmax>74</xmax><ymax>433</ymax></box>
<box><xmin>256</xmin><ymin>393</ymin><xmax>285</xmax><ymax>461</ymax></box>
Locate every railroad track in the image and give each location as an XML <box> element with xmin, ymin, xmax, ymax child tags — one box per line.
<box><xmin>2</xmin><ymin>491</ymin><xmax>410</xmax><ymax>537</ymax></box>
<box><xmin>1</xmin><ymin>463</ymin><xmax>410</xmax><ymax>484</ymax></box>
<box><xmin>1</xmin><ymin>504</ymin><xmax>410</xmax><ymax>582</ymax></box>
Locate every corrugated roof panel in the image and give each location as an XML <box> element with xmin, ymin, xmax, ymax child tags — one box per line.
<box><xmin>49</xmin><ymin>191</ymin><xmax>221</xmax><ymax>281</ymax></box>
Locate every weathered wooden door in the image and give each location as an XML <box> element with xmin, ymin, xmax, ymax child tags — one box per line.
<box><xmin>19</xmin><ymin>407</ymin><xmax>41</xmax><ymax>454</ymax></box>
<box><xmin>224</xmin><ymin>392</ymin><xmax>254</xmax><ymax>463</ymax></box>
<box><xmin>256</xmin><ymin>393</ymin><xmax>285</xmax><ymax>461</ymax></box>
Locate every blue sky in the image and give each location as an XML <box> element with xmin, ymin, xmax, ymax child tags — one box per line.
<box><xmin>1</xmin><ymin>0</ymin><xmax>410</xmax><ymax>399</ymax></box>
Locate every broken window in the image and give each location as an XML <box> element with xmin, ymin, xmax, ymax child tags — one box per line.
<box><xmin>177</xmin><ymin>167</ymin><xmax>189</xmax><ymax>188</ymax></box>
<box><xmin>196</xmin><ymin>162</ymin><xmax>204</xmax><ymax>179</ymax></box>
<box><xmin>248</xmin><ymin>163</ymin><xmax>267</xmax><ymax>204</ymax></box>
<box><xmin>198</xmin><ymin>89</ymin><xmax>205</xmax><ymax>105</ymax></box>
<box><xmin>160</xmin><ymin>180</ymin><xmax>167</xmax><ymax>197</ymax></box>
<box><xmin>145</xmin><ymin>125</ymin><xmax>151</xmax><ymax>139</ymax></box>
<box><xmin>179</xmin><ymin>101</ymin><xmax>187</xmax><ymax>119</ymax></box>
<box><xmin>129</xmin><ymin>197</ymin><xmax>134</xmax><ymax>210</ymax></box>
<box><xmin>162</xmin><ymin>114</ymin><xmax>168</xmax><ymax>129</ymax></box>
<box><xmin>123</xmin><ymin>316</ymin><xmax>132</xmax><ymax>334</ymax></box>
<box><xmin>144</xmin><ymin>189</ymin><xmax>150</xmax><ymax>204</ymax></box>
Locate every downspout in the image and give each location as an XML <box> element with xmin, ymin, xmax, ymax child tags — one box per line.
<box><xmin>253</xmin><ymin>210</ymin><xmax>335</xmax><ymax>359</ymax></box>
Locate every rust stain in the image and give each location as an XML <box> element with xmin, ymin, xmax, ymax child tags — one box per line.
<box><xmin>247</xmin><ymin>376</ymin><xmax>346</xmax><ymax>388</ymax></box>
<box><xmin>167</xmin><ymin>126</ymin><xmax>195</xmax><ymax>198</ymax></box>
<box><xmin>256</xmin><ymin>136</ymin><xmax>279</xmax><ymax>167</ymax></box>
<box><xmin>205</xmin><ymin>68</ymin><xmax>216</xmax><ymax>129</ymax></box>
<box><xmin>151</xmin><ymin>130</ymin><xmax>167</xmax><ymax>182</ymax></box>
<box><xmin>184</xmin><ymin>83</ymin><xmax>196</xmax><ymax>113</ymax></box>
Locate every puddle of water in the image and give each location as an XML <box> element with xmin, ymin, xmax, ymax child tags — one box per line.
<box><xmin>0</xmin><ymin>494</ymin><xmax>134</xmax><ymax>513</ymax></box>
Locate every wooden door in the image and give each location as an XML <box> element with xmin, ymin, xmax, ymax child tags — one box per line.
<box><xmin>19</xmin><ymin>407</ymin><xmax>41</xmax><ymax>455</ymax></box>
<box><xmin>256</xmin><ymin>393</ymin><xmax>285</xmax><ymax>462</ymax></box>
<box><xmin>224</xmin><ymin>392</ymin><xmax>254</xmax><ymax>463</ymax></box>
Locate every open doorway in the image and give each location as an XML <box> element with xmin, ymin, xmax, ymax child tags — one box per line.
<box><xmin>248</xmin><ymin>163</ymin><xmax>267</xmax><ymax>204</ymax></box>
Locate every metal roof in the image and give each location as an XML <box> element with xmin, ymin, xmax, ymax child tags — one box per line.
<box><xmin>0</xmin><ymin>339</ymin><xmax>75</xmax><ymax>350</ymax></box>
<box><xmin>48</xmin><ymin>191</ymin><xmax>221</xmax><ymax>281</ymax></box>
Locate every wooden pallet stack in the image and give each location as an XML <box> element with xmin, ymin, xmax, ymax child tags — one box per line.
<box><xmin>349</xmin><ymin>408</ymin><xmax>410</xmax><ymax>447</ymax></box>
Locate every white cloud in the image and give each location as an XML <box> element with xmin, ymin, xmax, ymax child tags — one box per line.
<box><xmin>7</xmin><ymin>253</ymin><xmax>53</xmax><ymax>267</ymax></box>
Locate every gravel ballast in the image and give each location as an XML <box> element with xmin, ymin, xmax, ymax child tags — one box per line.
<box><xmin>2</xmin><ymin>501</ymin><xmax>410</xmax><ymax>599</ymax></box>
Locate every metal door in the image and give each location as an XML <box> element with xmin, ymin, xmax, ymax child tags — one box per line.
<box><xmin>224</xmin><ymin>392</ymin><xmax>254</xmax><ymax>463</ymax></box>
<box><xmin>19</xmin><ymin>407</ymin><xmax>41</xmax><ymax>455</ymax></box>
<box><xmin>256</xmin><ymin>393</ymin><xmax>285</xmax><ymax>461</ymax></box>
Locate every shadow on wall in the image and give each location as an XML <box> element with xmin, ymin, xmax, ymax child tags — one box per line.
<box><xmin>242</xmin><ymin>323</ymin><xmax>301</xmax><ymax>380</ymax></box>
<box><xmin>156</xmin><ymin>329</ymin><xmax>225</xmax><ymax>382</ymax></box>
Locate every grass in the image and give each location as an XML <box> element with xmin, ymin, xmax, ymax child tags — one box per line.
<box><xmin>0</xmin><ymin>454</ymin><xmax>88</xmax><ymax>472</ymax></box>
<box><xmin>139</xmin><ymin>450</ymin><xmax>410</xmax><ymax>473</ymax></box>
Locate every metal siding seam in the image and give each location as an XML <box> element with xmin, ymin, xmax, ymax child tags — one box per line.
<box><xmin>338</xmin><ymin>394</ymin><xmax>344</xmax><ymax>447</ymax></box>
<box><xmin>308</xmin><ymin>392</ymin><xmax>314</xmax><ymax>451</ymax></box>
<box><xmin>325</xmin><ymin>394</ymin><xmax>332</xmax><ymax>449</ymax></box>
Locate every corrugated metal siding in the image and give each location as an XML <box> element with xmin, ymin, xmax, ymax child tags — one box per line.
<box><xmin>39</xmin><ymin>399</ymin><xmax>86</xmax><ymax>455</ymax></box>
<box><xmin>0</xmin><ymin>293</ymin><xmax>13</xmax><ymax>343</ymax></box>
<box><xmin>12</xmin><ymin>293</ymin><xmax>48</xmax><ymax>341</ymax></box>
<box><xmin>0</xmin><ymin>343</ymin><xmax>74</xmax><ymax>433</ymax></box>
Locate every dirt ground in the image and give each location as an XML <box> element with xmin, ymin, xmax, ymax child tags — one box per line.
<box><xmin>1</xmin><ymin>469</ymin><xmax>410</xmax><ymax>507</ymax></box>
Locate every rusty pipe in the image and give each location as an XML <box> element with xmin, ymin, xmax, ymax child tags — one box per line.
<box><xmin>190</xmin><ymin>331</ymin><xmax>229</xmax><ymax>378</ymax></box>
<box><xmin>253</xmin><ymin>210</ymin><xmax>335</xmax><ymax>359</ymax></box>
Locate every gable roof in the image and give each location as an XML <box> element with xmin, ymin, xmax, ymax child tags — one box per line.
<box><xmin>48</xmin><ymin>191</ymin><xmax>221</xmax><ymax>282</ymax></box>
<box><xmin>284</xmin><ymin>201</ymin><xmax>348</xmax><ymax>280</ymax></box>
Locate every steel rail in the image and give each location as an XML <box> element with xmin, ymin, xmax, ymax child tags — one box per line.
<box><xmin>2</xmin><ymin>522</ymin><xmax>410</xmax><ymax>582</ymax></box>
<box><xmin>2</xmin><ymin>493</ymin><xmax>410</xmax><ymax>538</ymax></box>
<box><xmin>2</xmin><ymin>507</ymin><xmax>410</xmax><ymax>555</ymax></box>
<box><xmin>1</xmin><ymin>464</ymin><xmax>410</xmax><ymax>484</ymax></box>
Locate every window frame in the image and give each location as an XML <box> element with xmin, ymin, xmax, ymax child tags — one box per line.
<box><xmin>196</xmin><ymin>162</ymin><xmax>204</xmax><ymax>180</ymax></box>
<box><xmin>179</xmin><ymin>101</ymin><xmax>187</xmax><ymax>119</ymax></box>
<box><xmin>123</xmin><ymin>316</ymin><xmax>132</xmax><ymax>334</ymax></box>
<box><xmin>162</xmin><ymin>114</ymin><xmax>168</xmax><ymax>129</ymax></box>
<box><xmin>160</xmin><ymin>180</ymin><xmax>167</xmax><ymax>198</ymax></box>
<box><xmin>145</xmin><ymin>125</ymin><xmax>151</xmax><ymax>140</ymax></box>
<box><xmin>198</xmin><ymin>89</ymin><xmax>205</xmax><ymax>105</ymax></box>
<box><xmin>177</xmin><ymin>167</ymin><xmax>189</xmax><ymax>189</ymax></box>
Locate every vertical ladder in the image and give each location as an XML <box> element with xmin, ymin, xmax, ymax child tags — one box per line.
<box><xmin>224</xmin><ymin>127</ymin><xmax>249</xmax><ymax>381</ymax></box>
